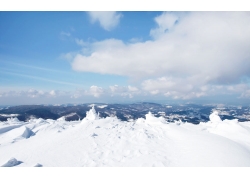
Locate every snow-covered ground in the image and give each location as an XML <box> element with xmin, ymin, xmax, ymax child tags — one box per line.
<box><xmin>0</xmin><ymin>107</ymin><xmax>250</xmax><ymax>167</ymax></box>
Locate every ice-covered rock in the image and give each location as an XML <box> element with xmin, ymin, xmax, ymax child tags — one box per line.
<box><xmin>21</xmin><ymin>126</ymin><xmax>35</xmax><ymax>138</ymax></box>
<box><xmin>57</xmin><ymin>116</ymin><xmax>66</xmax><ymax>121</ymax></box>
<box><xmin>209</xmin><ymin>111</ymin><xmax>222</xmax><ymax>123</ymax></box>
<box><xmin>34</xmin><ymin>163</ymin><xmax>43</xmax><ymax>167</ymax></box>
<box><xmin>7</xmin><ymin>117</ymin><xmax>20</xmax><ymax>123</ymax></box>
<box><xmin>145</xmin><ymin>111</ymin><xmax>164</xmax><ymax>124</ymax></box>
<box><xmin>6</xmin><ymin>126</ymin><xmax>35</xmax><ymax>140</ymax></box>
<box><xmin>83</xmin><ymin>106</ymin><xmax>99</xmax><ymax>121</ymax></box>
<box><xmin>1</xmin><ymin>158</ymin><xmax>22</xmax><ymax>167</ymax></box>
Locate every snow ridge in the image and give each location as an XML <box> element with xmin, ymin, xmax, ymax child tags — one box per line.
<box><xmin>0</xmin><ymin>108</ymin><xmax>250</xmax><ymax>167</ymax></box>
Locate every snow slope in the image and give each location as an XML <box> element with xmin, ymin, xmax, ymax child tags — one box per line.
<box><xmin>0</xmin><ymin>109</ymin><xmax>250</xmax><ymax>167</ymax></box>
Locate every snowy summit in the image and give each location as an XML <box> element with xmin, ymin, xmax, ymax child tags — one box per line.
<box><xmin>0</xmin><ymin>107</ymin><xmax>250</xmax><ymax>167</ymax></box>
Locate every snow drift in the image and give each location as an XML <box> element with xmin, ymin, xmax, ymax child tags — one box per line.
<box><xmin>0</xmin><ymin>107</ymin><xmax>250</xmax><ymax>167</ymax></box>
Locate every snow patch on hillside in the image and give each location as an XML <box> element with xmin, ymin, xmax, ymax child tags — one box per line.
<box><xmin>98</xmin><ymin>105</ymin><xmax>108</xmax><ymax>108</ymax></box>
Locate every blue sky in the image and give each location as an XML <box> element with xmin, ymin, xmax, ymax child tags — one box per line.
<box><xmin>0</xmin><ymin>11</ymin><xmax>250</xmax><ymax>105</ymax></box>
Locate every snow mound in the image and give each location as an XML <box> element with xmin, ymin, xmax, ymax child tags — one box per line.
<box><xmin>34</xmin><ymin>163</ymin><xmax>43</xmax><ymax>167</ymax></box>
<box><xmin>57</xmin><ymin>116</ymin><xmax>66</xmax><ymax>121</ymax></box>
<box><xmin>29</xmin><ymin>118</ymin><xmax>46</xmax><ymax>124</ymax></box>
<box><xmin>83</xmin><ymin>106</ymin><xmax>99</xmax><ymax>121</ymax></box>
<box><xmin>20</xmin><ymin>126</ymin><xmax>35</xmax><ymax>138</ymax></box>
<box><xmin>145</xmin><ymin>112</ymin><xmax>164</xmax><ymax>124</ymax></box>
<box><xmin>209</xmin><ymin>111</ymin><xmax>222</xmax><ymax>123</ymax></box>
<box><xmin>10</xmin><ymin>126</ymin><xmax>35</xmax><ymax>139</ymax></box>
<box><xmin>1</xmin><ymin>158</ymin><xmax>22</xmax><ymax>167</ymax></box>
<box><xmin>7</xmin><ymin>117</ymin><xmax>20</xmax><ymax>123</ymax></box>
<box><xmin>203</xmin><ymin>119</ymin><xmax>250</xmax><ymax>148</ymax></box>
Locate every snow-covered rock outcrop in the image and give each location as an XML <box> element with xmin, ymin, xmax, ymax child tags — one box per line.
<box><xmin>1</xmin><ymin>158</ymin><xmax>22</xmax><ymax>167</ymax></box>
<box><xmin>209</xmin><ymin>111</ymin><xmax>222</xmax><ymax>123</ymax></box>
<box><xmin>145</xmin><ymin>111</ymin><xmax>164</xmax><ymax>124</ymax></box>
<box><xmin>82</xmin><ymin>106</ymin><xmax>99</xmax><ymax>121</ymax></box>
<box><xmin>7</xmin><ymin>117</ymin><xmax>20</xmax><ymax>124</ymax></box>
<box><xmin>57</xmin><ymin>116</ymin><xmax>66</xmax><ymax>121</ymax></box>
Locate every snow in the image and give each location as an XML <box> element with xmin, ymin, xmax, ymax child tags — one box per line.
<box><xmin>209</xmin><ymin>110</ymin><xmax>222</xmax><ymax>123</ymax></box>
<box><xmin>82</xmin><ymin>106</ymin><xmax>100</xmax><ymax>121</ymax></box>
<box><xmin>0</xmin><ymin>114</ymin><xmax>19</xmax><ymax>117</ymax></box>
<box><xmin>1</xmin><ymin>158</ymin><xmax>22</xmax><ymax>167</ymax></box>
<box><xmin>0</xmin><ymin>107</ymin><xmax>250</xmax><ymax>167</ymax></box>
<box><xmin>57</xmin><ymin>116</ymin><xmax>66</xmax><ymax>121</ymax></box>
<box><xmin>98</xmin><ymin>105</ymin><xmax>108</xmax><ymax>108</ymax></box>
<box><xmin>7</xmin><ymin>117</ymin><xmax>21</xmax><ymax>123</ymax></box>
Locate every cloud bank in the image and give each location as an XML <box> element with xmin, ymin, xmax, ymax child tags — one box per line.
<box><xmin>69</xmin><ymin>12</ymin><xmax>250</xmax><ymax>100</ymax></box>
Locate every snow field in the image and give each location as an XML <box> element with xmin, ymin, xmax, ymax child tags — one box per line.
<box><xmin>0</xmin><ymin>109</ymin><xmax>250</xmax><ymax>167</ymax></box>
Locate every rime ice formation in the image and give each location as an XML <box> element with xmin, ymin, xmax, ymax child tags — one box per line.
<box><xmin>83</xmin><ymin>106</ymin><xmax>100</xmax><ymax>121</ymax></box>
<box><xmin>209</xmin><ymin>111</ymin><xmax>222</xmax><ymax>123</ymax></box>
<box><xmin>7</xmin><ymin>117</ymin><xmax>20</xmax><ymax>123</ymax></box>
<box><xmin>57</xmin><ymin>116</ymin><xmax>66</xmax><ymax>121</ymax></box>
<box><xmin>0</xmin><ymin>110</ymin><xmax>250</xmax><ymax>167</ymax></box>
<box><xmin>145</xmin><ymin>111</ymin><xmax>164</xmax><ymax>124</ymax></box>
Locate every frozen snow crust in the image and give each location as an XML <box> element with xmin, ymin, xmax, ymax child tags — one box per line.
<box><xmin>0</xmin><ymin>107</ymin><xmax>250</xmax><ymax>167</ymax></box>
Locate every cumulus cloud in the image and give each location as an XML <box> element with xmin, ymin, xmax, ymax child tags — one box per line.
<box><xmin>49</xmin><ymin>90</ymin><xmax>56</xmax><ymax>96</ymax></box>
<box><xmin>69</xmin><ymin>12</ymin><xmax>250</xmax><ymax>100</ymax></box>
<box><xmin>150</xmin><ymin>12</ymin><xmax>179</xmax><ymax>39</ymax></box>
<box><xmin>73</xmin><ymin>12</ymin><xmax>250</xmax><ymax>81</ymax></box>
<box><xmin>141</xmin><ymin>76</ymin><xmax>207</xmax><ymax>99</ymax></box>
<box><xmin>109</xmin><ymin>85</ymin><xmax>140</xmax><ymax>98</ymax></box>
<box><xmin>88</xmin><ymin>11</ymin><xmax>122</xmax><ymax>31</ymax></box>
<box><xmin>88</xmin><ymin>86</ymin><xmax>104</xmax><ymax>97</ymax></box>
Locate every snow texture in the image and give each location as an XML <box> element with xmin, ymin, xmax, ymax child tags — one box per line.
<box><xmin>0</xmin><ymin>107</ymin><xmax>250</xmax><ymax>167</ymax></box>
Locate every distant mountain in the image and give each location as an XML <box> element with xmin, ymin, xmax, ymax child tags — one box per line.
<box><xmin>0</xmin><ymin>103</ymin><xmax>249</xmax><ymax>124</ymax></box>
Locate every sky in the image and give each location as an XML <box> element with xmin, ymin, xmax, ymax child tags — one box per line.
<box><xmin>0</xmin><ymin>11</ymin><xmax>250</xmax><ymax>105</ymax></box>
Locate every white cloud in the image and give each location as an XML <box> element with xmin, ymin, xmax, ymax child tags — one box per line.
<box><xmin>75</xmin><ymin>38</ymin><xmax>88</xmax><ymax>46</ymax></box>
<box><xmin>141</xmin><ymin>76</ymin><xmax>206</xmax><ymax>99</ymax></box>
<box><xmin>1</xmin><ymin>81</ymin><xmax>250</xmax><ymax>105</ymax></box>
<box><xmin>150</xmin><ymin>12</ymin><xmax>179</xmax><ymax>39</ymax></box>
<box><xmin>88</xmin><ymin>11</ymin><xmax>122</xmax><ymax>31</ymax></box>
<box><xmin>27</xmin><ymin>89</ymin><xmax>45</xmax><ymax>98</ymax></box>
<box><xmin>240</xmin><ymin>89</ymin><xmax>250</xmax><ymax>98</ymax></box>
<box><xmin>128</xmin><ymin>85</ymin><xmax>139</xmax><ymax>92</ymax></box>
<box><xmin>60</xmin><ymin>31</ymin><xmax>71</xmax><ymax>37</ymax></box>
<box><xmin>70</xmin><ymin>12</ymin><xmax>250</xmax><ymax>100</ymax></box>
<box><xmin>73</xmin><ymin>12</ymin><xmax>250</xmax><ymax>81</ymax></box>
<box><xmin>60</xmin><ymin>52</ymin><xmax>75</xmax><ymax>61</ymax></box>
<box><xmin>88</xmin><ymin>86</ymin><xmax>104</xmax><ymax>97</ymax></box>
<box><xmin>49</xmin><ymin>90</ymin><xmax>56</xmax><ymax>96</ymax></box>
